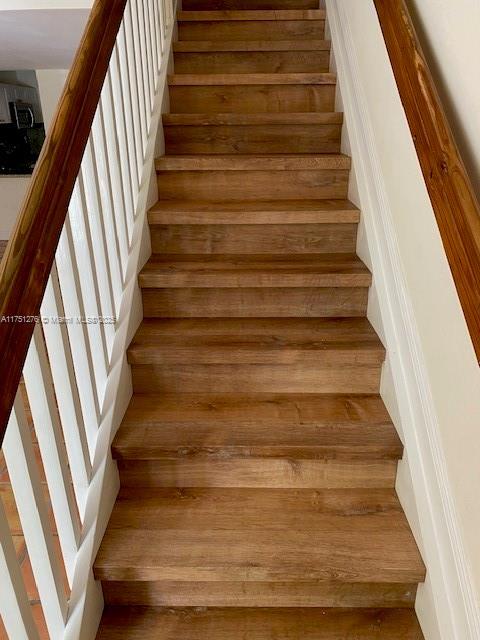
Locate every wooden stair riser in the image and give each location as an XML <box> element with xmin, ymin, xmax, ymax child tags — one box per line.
<box><xmin>101</xmin><ymin>580</ymin><xmax>418</xmax><ymax>608</ymax></box>
<box><xmin>164</xmin><ymin>123</ymin><xmax>342</xmax><ymax>154</ymax></box>
<box><xmin>150</xmin><ymin>224</ymin><xmax>357</xmax><ymax>254</ymax></box>
<box><xmin>130</xmin><ymin>363</ymin><xmax>382</xmax><ymax>393</ymax></box>
<box><xmin>178</xmin><ymin>21</ymin><xmax>325</xmax><ymax>42</ymax></box>
<box><xmin>141</xmin><ymin>287</ymin><xmax>369</xmax><ymax>318</ymax></box>
<box><xmin>147</xmin><ymin>200</ymin><xmax>360</xmax><ymax>225</ymax></box>
<box><xmin>174</xmin><ymin>50</ymin><xmax>331</xmax><ymax>74</ymax></box>
<box><xmin>181</xmin><ymin>0</ymin><xmax>321</xmax><ymax>9</ymax></box>
<box><xmin>116</xmin><ymin>458</ymin><xmax>397</xmax><ymax>489</ymax></box>
<box><xmin>97</xmin><ymin>606</ymin><xmax>425</xmax><ymax>638</ymax></box>
<box><xmin>157</xmin><ymin>169</ymin><xmax>349</xmax><ymax>200</ymax></box>
<box><xmin>169</xmin><ymin>84</ymin><xmax>336</xmax><ymax>113</ymax></box>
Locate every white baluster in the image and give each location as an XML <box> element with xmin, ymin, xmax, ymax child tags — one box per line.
<box><xmin>117</xmin><ymin>18</ymin><xmax>143</xmax><ymax>188</ymax></box>
<box><xmin>153</xmin><ymin>0</ymin><xmax>165</xmax><ymax>65</ymax></box>
<box><xmin>100</xmin><ymin>76</ymin><xmax>132</xmax><ymax>260</ymax></box>
<box><xmin>139</xmin><ymin>0</ymin><xmax>155</xmax><ymax>110</ymax></box>
<box><xmin>130</xmin><ymin>0</ymin><xmax>150</xmax><ymax>144</ymax></box>
<box><xmin>160</xmin><ymin>0</ymin><xmax>168</xmax><ymax>38</ymax></box>
<box><xmin>56</xmin><ymin>221</ymin><xmax>100</xmax><ymax>457</ymax></box>
<box><xmin>68</xmin><ymin>181</ymin><xmax>109</xmax><ymax>401</ymax></box>
<box><xmin>41</xmin><ymin>266</ymin><xmax>91</xmax><ymax>519</ymax></box>
<box><xmin>79</xmin><ymin>143</ymin><xmax>117</xmax><ymax>356</ymax></box>
<box><xmin>148</xmin><ymin>0</ymin><xmax>160</xmax><ymax>73</ymax></box>
<box><xmin>116</xmin><ymin>26</ymin><xmax>142</xmax><ymax>196</ymax></box>
<box><xmin>165</xmin><ymin>0</ymin><xmax>174</xmax><ymax>30</ymax></box>
<box><xmin>107</xmin><ymin>61</ymin><xmax>136</xmax><ymax>237</ymax></box>
<box><xmin>3</xmin><ymin>392</ymin><xmax>67</xmax><ymax>640</ymax></box>
<box><xmin>0</xmin><ymin>496</ymin><xmax>40</xmax><ymax>640</ymax></box>
<box><xmin>125</xmin><ymin>0</ymin><xmax>148</xmax><ymax>158</ymax></box>
<box><xmin>23</xmin><ymin>325</ymin><xmax>81</xmax><ymax>587</ymax></box>
<box><xmin>90</xmin><ymin>109</ymin><xmax>125</xmax><ymax>317</ymax></box>
<box><xmin>145</xmin><ymin>0</ymin><xmax>157</xmax><ymax>94</ymax></box>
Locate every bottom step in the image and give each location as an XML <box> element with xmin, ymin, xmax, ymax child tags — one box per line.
<box><xmin>97</xmin><ymin>607</ymin><xmax>424</xmax><ymax>639</ymax></box>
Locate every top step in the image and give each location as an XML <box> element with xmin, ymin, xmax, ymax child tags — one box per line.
<box><xmin>182</xmin><ymin>0</ymin><xmax>321</xmax><ymax>9</ymax></box>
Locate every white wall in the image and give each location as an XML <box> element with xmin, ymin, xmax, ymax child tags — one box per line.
<box><xmin>406</xmin><ymin>0</ymin><xmax>480</xmax><ymax>202</ymax></box>
<box><xmin>0</xmin><ymin>70</ymin><xmax>67</xmax><ymax>240</ymax></box>
<box><xmin>0</xmin><ymin>176</ymin><xmax>30</xmax><ymax>239</ymax></box>
<box><xmin>36</xmin><ymin>69</ymin><xmax>68</xmax><ymax>128</ymax></box>
<box><xmin>327</xmin><ymin>1</ymin><xmax>480</xmax><ymax>638</ymax></box>
<box><xmin>0</xmin><ymin>1</ymin><xmax>91</xmax><ymax>8</ymax></box>
<box><xmin>0</xmin><ymin>9</ymin><xmax>89</xmax><ymax>69</ymax></box>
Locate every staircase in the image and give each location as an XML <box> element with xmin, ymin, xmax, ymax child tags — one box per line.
<box><xmin>94</xmin><ymin>1</ymin><xmax>426</xmax><ymax>637</ymax></box>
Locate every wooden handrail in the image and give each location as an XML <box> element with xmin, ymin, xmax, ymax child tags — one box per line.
<box><xmin>0</xmin><ymin>0</ymin><xmax>127</xmax><ymax>444</ymax></box>
<box><xmin>374</xmin><ymin>0</ymin><xmax>480</xmax><ymax>362</ymax></box>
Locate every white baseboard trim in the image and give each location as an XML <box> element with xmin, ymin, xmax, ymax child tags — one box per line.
<box><xmin>63</xmin><ymin>16</ymin><xmax>177</xmax><ymax>640</ymax></box>
<box><xmin>326</xmin><ymin>1</ymin><xmax>480</xmax><ymax>638</ymax></box>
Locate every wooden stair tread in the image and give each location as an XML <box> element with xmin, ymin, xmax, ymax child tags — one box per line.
<box><xmin>94</xmin><ymin>487</ymin><xmax>425</xmax><ymax>582</ymax></box>
<box><xmin>127</xmin><ymin>318</ymin><xmax>385</xmax><ymax>364</ymax></box>
<box><xmin>98</xmin><ymin>606</ymin><xmax>424</xmax><ymax>639</ymax></box>
<box><xmin>178</xmin><ymin>9</ymin><xmax>326</xmax><ymax>20</ymax></box>
<box><xmin>113</xmin><ymin>392</ymin><xmax>401</xmax><ymax>460</ymax></box>
<box><xmin>139</xmin><ymin>253</ymin><xmax>372</xmax><ymax>288</ymax></box>
<box><xmin>148</xmin><ymin>199</ymin><xmax>359</xmax><ymax>224</ymax></box>
<box><xmin>108</xmin><ymin>488</ymin><xmax>406</xmax><ymax>528</ymax></box>
<box><xmin>156</xmin><ymin>154</ymin><xmax>350</xmax><ymax>171</ymax></box>
<box><xmin>173</xmin><ymin>39</ymin><xmax>331</xmax><ymax>52</ymax></box>
<box><xmin>163</xmin><ymin>113</ymin><xmax>342</xmax><ymax>125</ymax></box>
<box><xmin>168</xmin><ymin>73</ymin><xmax>336</xmax><ymax>85</ymax></box>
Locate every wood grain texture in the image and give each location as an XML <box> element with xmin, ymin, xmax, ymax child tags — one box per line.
<box><xmin>97</xmin><ymin>607</ymin><xmax>424</xmax><ymax>639</ymax></box>
<box><xmin>147</xmin><ymin>199</ymin><xmax>359</xmax><ymax>225</ymax></box>
<box><xmin>162</xmin><ymin>113</ymin><xmax>343</xmax><ymax>125</ymax></box>
<box><xmin>168</xmin><ymin>73</ymin><xmax>336</xmax><ymax>85</ymax></box>
<box><xmin>0</xmin><ymin>0</ymin><xmax>127</xmax><ymax>441</ymax></box>
<box><xmin>158</xmin><ymin>170</ymin><xmax>348</xmax><ymax>201</ymax></box>
<box><xmin>139</xmin><ymin>254</ymin><xmax>372</xmax><ymax>288</ymax></box>
<box><xmin>178</xmin><ymin>19</ymin><xmax>325</xmax><ymax>41</ymax></box>
<box><xmin>107</xmin><ymin>488</ymin><xmax>406</xmax><ymax>529</ymax></box>
<box><xmin>94</xmin><ymin>1</ymin><xmax>427</xmax><ymax>631</ymax></box>
<box><xmin>155</xmin><ymin>153</ymin><xmax>349</xmax><ymax>170</ymax></box>
<box><xmin>150</xmin><ymin>223</ymin><xmax>355</xmax><ymax>253</ymax></box>
<box><xmin>102</xmin><ymin>581</ymin><xmax>418</xmax><ymax>608</ymax></box>
<box><xmin>113</xmin><ymin>392</ymin><xmax>401</xmax><ymax>461</ymax></box>
<box><xmin>173</xmin><ymin>39</ymin><xmax>331</xmax><ymax>51</ymax></box>
<box><xmin>174</xmin><ymin>50</ymin><xmax>331</xmax><ymax>74</ymax></box>
<box><xmin>131</xmin><ymin>362</ymin><xmax>382</xmax><ymax>394</ymax></box>
<box><xmin>94</xmin><ymin>503</ymin><xmax>425</xmax><ymax>582</ymax></box>
<box><xmin>0</xmin><ymin>240</ymin><xmax>7</xmax><ymax>263</ymax></box>
<box><xmin>162</xmin><ymin>118</ymin><xmax>343</xmax><ymax>154</ymax></box>
<box><xmin>117</xmin><ymin>458</ymin><xmax>398</xmax><ymax>489</ymax></box>
<box><xmin>169</xmin><ymin>84</ymin><xmax>336</xmax><ymax>113</ymax></box>
<box><xmin>164</xmin><ymin>124</ymin><xmax>341</xmax><ymax>154</ymax></box>
<box><xmin>181</xmin><ymin>0</ymin><xmax>320</xmax><ymax>8</ymax></box>
<box><xmin>127</xmin><ymin>317</ymin><xmax>385</xmax><ymax>365</ymax></box>
<box><xmin>177</xmin><ymin>10</ymin><xmax>326</xmax><ymax>21</ymax></box>
<box><xmin>374</xmin><ymin>0</ymin><xmax>480</xmax><ymax>361</ymax></box>
<box><xmin>141</xmin><ymin>286</ymin><xmax>369</xmax><ymax>318</ymax></box>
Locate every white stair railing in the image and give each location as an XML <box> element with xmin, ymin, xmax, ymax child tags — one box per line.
<box><xmin>0</xmin><ymin>0</ymin><xmax>175</xmax><ymax>637</ymax></box>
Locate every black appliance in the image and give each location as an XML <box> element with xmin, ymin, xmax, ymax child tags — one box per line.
<box><xmin>9</xmin><ymin>101</ymin><xmax>35</xmax><ymax>130</ymax></box>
